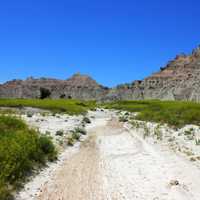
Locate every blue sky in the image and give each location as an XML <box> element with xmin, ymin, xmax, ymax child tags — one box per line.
<box><xmin>0</xmin><ymin>0</ymin><xmax>200</xmax><ymax>87</ymax></box>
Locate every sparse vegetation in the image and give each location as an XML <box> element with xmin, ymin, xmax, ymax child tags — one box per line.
<box><xmin>67</xmin><ymin>136</ymin><xmax>75</xmax><ymax>146</ymax></box>
<box><xmin>56</xmin><ymin>130</ymin><xmax>64</xmax><ymax>136</ymax></box>
<box><xmin>184</xmin><ymin>128</ymin><xmax>195</xmax><ymax>140</ymax></box>
<box><xmin>0</xmin><ymin>115</ymin><xmax>57</xmax><ymax>199</ymax></box>
<box><xmin>119</xmin><ymin>115</ymin><xmax>128</xmax><ymax>122</ymax></box>
<box><xmin>0</xmin><ymin>108</ymin><xmax>17</xmax><ymax>115</ymax></box>
<box><xmin>184</xmin><ymin>128</ymin><xmax>194</xmax><ymax>136</ymax></box>
<box><xmin>190</xmin><ymin>157</ymin><xmax>196</xmax><ymax>162</ymax></box>
<box><xmin>143</xmin><ymin>124</ymin><xmax>150</xmax><ymax>139</ymax></box>
<box><xmin>66</xmin><ymin>126</ymin><xmax>87</xmax><ymax>146</ymax></box>
<box><xmin>154</xmin><ymin>125</ymin><xmax>163</xmax><ymax>140</ymax></box>
<box><xmin>27</xmin><ymin>112</ymin><xmax>33</xmax><ymax>118</ymax></box>
<box><xmin>72</xmin><ymin>131</ymin><xmax>81</xmax><ymax>140</ymax></box>
<box><xmin>74</xmin><ymin>127</ymin><xmax>87</xmax><ymax>135</ymax></box>
<box><xmin>103</xmin><ymin>100</ymin><xmax>200</xmax><ymax>127</ymax></box>
<box><xmin>195</xmin><ymin>139</ymin><xmax>200</xmax><ymax>145</ymax></box>
<box><xmin>131</xmin><ymin>121</ymin><xmax>140</xmax><ymax>129</ymax></box>
<box><xmin>82</xmin><ymin>116</ymin><xmax>91</xmax><ymax>124</ymax></box>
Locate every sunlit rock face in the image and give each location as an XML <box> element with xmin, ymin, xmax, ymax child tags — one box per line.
<box><xmin>0</xmin><ymin>74</ymin><xmax>109</xmax><ymax>100</ymax></box>
<box><xmin>104</xmin><ymin>45</ymin><xmax>200</xmax><ymax>102</ymax></box>
<box><xmin>1</xmin><ymin>46</ymin><xmax>200</xmax><ymax>102</ymax></box>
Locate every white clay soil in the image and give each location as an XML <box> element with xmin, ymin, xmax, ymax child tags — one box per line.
<box><xmin>16</xmin><ymin>110</ymin><xmax>200</xmax><ymax>200</ymax></box>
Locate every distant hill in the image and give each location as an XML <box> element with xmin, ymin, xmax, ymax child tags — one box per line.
<box><xmin>0</xmin><ymin>73</ymin><xmax>109</xmax><ymax>100</ymax></box>
<box><xmin>1</xmin><ymin>46</ymin><xmax>200</xmax><ymax>101</ymax></box>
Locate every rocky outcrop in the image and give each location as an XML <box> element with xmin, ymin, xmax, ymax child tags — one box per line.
<box><xmin>103</xmin><ymin>45</ymin><xmax>200</xmax><ymax>102</ymax></box>
<box><xmin>0</xmin><ymin>74</ymin><xmax>109</xmax><ymax>100</ymax></box>
<box><xmin>141</xmin><ymin>46</ymin><xmax>200</xmax><ymax>101</ymax></box>
<box><xmin>1</xmin><ymin>46</ymin><xmax>200</xmax><ymax>101</ymax></box>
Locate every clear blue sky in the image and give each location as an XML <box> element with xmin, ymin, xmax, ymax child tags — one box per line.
<box><xmin>0</xmin><ymin>0</ymin><xmax>200</xmax><ymax>87</ymax></box>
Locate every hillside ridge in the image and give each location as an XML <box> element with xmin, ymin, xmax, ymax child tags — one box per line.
<box><xmin>1</xmin><ymin>46</ymin><xmax>200</xmax><ymax>101</ymax></box>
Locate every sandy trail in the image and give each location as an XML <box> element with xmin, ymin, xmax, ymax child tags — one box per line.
<box><xmin>38</xmin><ymin>129</ymin><xmax>105</xmax><ymax>200</ymax></box>
<box><xmin>37</xmin><ymin>114</ymin><xmax>200</xmax><ymax>200</ymax></box>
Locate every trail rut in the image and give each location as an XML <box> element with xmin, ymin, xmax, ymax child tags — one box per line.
<box><xmin>37</xmin><ymin>114</ymin><xmax>200</xmax><ymax>200</ymax></box>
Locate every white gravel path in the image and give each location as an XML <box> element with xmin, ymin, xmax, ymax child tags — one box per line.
<box><xmin>16</xmin><ymin>110</ymin><xmax>200</xmax><ymax>200</ymax></box>
<box><xmin>100</xmin><ymin>124</ymin><xmax>200</xmax><ymax>200</ymax></box>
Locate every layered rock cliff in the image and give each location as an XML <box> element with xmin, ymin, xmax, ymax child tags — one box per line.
<box><xmin>1</xmin><ymin>46</ymin><xmax>200</xmax><ymax>101</ymax></box>
<box><xmin>0</xmin><ymin>73</ymin><xmax>109</xmax><ymax>100</ymax></box>
<box><xmin>104</xmin><ymin>46</ymin><xmax>200</xmax><ymax>101</ymax></box>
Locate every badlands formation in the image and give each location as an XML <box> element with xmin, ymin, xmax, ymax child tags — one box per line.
<box><xmin>1</xmin><ymin>46</ymin><xmax>200</xmax><ymax>102</ymax></box>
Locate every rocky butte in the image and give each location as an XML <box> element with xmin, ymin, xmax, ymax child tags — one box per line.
<box><xmin>1</xmin><ymin>45</ymin><xmax>200</xmax><ymax>102</ymax></box>
<box><xmin>0</xmin><ymin>73</ymin><xmax>109</xmax><ymax>100</ymax></box>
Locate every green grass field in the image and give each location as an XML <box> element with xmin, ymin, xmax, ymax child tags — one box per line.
<box><xmin>0</xmin><ymin>115</ymin><xmax>57</xmax><ymax>200</ymax></box>
<box><xmin>0</xmin><ymin>99</ymin><xmax>96</xmax><ymax>115</ymax></box>
<box><xmin>104</xmin><ymin>100</ymin><xmax>200</xmax><ymax>127</ymax></box>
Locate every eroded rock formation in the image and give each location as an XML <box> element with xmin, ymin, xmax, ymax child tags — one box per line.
<box><xmin>1</xmin><ymin>46</ymin><xmax>200</xmax><ymax>101</ymax></box>
<box><xmin>104</xmin><ymin>45</ymin><xmax>200</xmax><ymax>101</ymax></box>
<box><xmin>0</xmin><ymin>73</ymin><xmax>109</xmax><ymax>100</ymax></box>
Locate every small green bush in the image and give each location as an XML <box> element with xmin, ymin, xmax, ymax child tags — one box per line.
<box><xmin>38</xmin><ymin>136</ymin><xmax>57</xmax><ymax>161</ymax></box>
<box><xmin>67</xmin><ymin>136</ymin><xmax>75</xmax><ymax>146</ymax></box>
<box><xmin>0</xmin><ymin>116</ymin><xmax>57</xmax><ymax>199</ymax></box>
<box><xmin>56</xmin><ymin>130</ymin><xmax>64</xmax><ymax>136</ymax></box>
<box><xmin>27</xmin><ymin>112</ymin><xmax>33</xmax><ymax>118</ymax></box>
<box><xmin>74</xmin><ymin>127</ymin><xmax>87</xmax><ymax>135</ymax></box>
<box><xmin>82</xmin><ymin>117</ymin><xmax>91</xmax><ymax>124</ymax></box>
<box><xmin>72</xmin><ymin>131</ymin><xmax>81</xmax><ymax>140</ymax></box>
<box><xmin>119</xmin><ymin>116</ymin><xmax>128</xmax><ymax>122</ymax></box>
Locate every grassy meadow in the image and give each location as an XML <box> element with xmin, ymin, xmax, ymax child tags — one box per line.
<box><xmin>104</xmin><ymin>100</ymin><xmax>200</xmax><ymax>128</ymax></box>
<box><xmin>0</xmin><ymin>99</ymin><xmax>96</xmax><ymax>115</ymax></box>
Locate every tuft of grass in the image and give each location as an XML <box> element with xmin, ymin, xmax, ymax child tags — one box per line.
<box><xmin>154</xmin><ymin>125</ymin><xmax>163</xmax><ymax>140</ymax></box>
<box><xmin>195</xmin><ymin>139</ymin><xmax>200</xmax><ymax>145</ymax></box>
<box><xmin>82</xmin><ymin>117</ymin><xmax>91</xmax><ymax>124</ymax></box>
<box><xmin>119</xmin><ymin>115</ymin><xmax>128</xmax><ymax>122</ymax></box>
<box><xmin>67</xmin><ymin>127</ymin><xmax>87</xmax><ymax>146</ymax></box>
<box><xmin>74</xmin><ymin>127</ymin><xmax>87</xmax><ymax>135</ymax></box>
<box><xmin>72</xmin><ymin>131</ymin><xmax>81</xmax><ymax>141</ymax></box>
<box><xmin>38</xmin><ymin>136</ymin><xmax>57</xmax><ymax>161</ymax></box>
<box><xmin>131</xmin><ymin>121</ymin><xmax>140</xmax><ymax>129</ymax></box>
<box><xmin>27</xmin><ymin>112</ymin><xmax>33</xmax><ymax>118</ymax></box>
<box><xmin>67</xmin><ymin>136</ymin><xmax>75</xmax><ymax>146</ymax></box>
<box><xmin>56</xmin><ymin>130</ymin><xmax>64</xmax><ymax>136</ymax></box>
<box><xmin>0</xmin><ymin>115</ymin><xmax>57</xmax><ymax>199</ymax></box>
<box><xmin>143</xmin><ymin>124</ymin><xmax>150</xmax><ymax>139</ymax></box>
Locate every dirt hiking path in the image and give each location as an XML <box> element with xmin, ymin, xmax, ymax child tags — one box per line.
<box><xmin>37</xmin><ymin>114</ymin><xmax>200</xmax><ymax>200</ymax></box>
